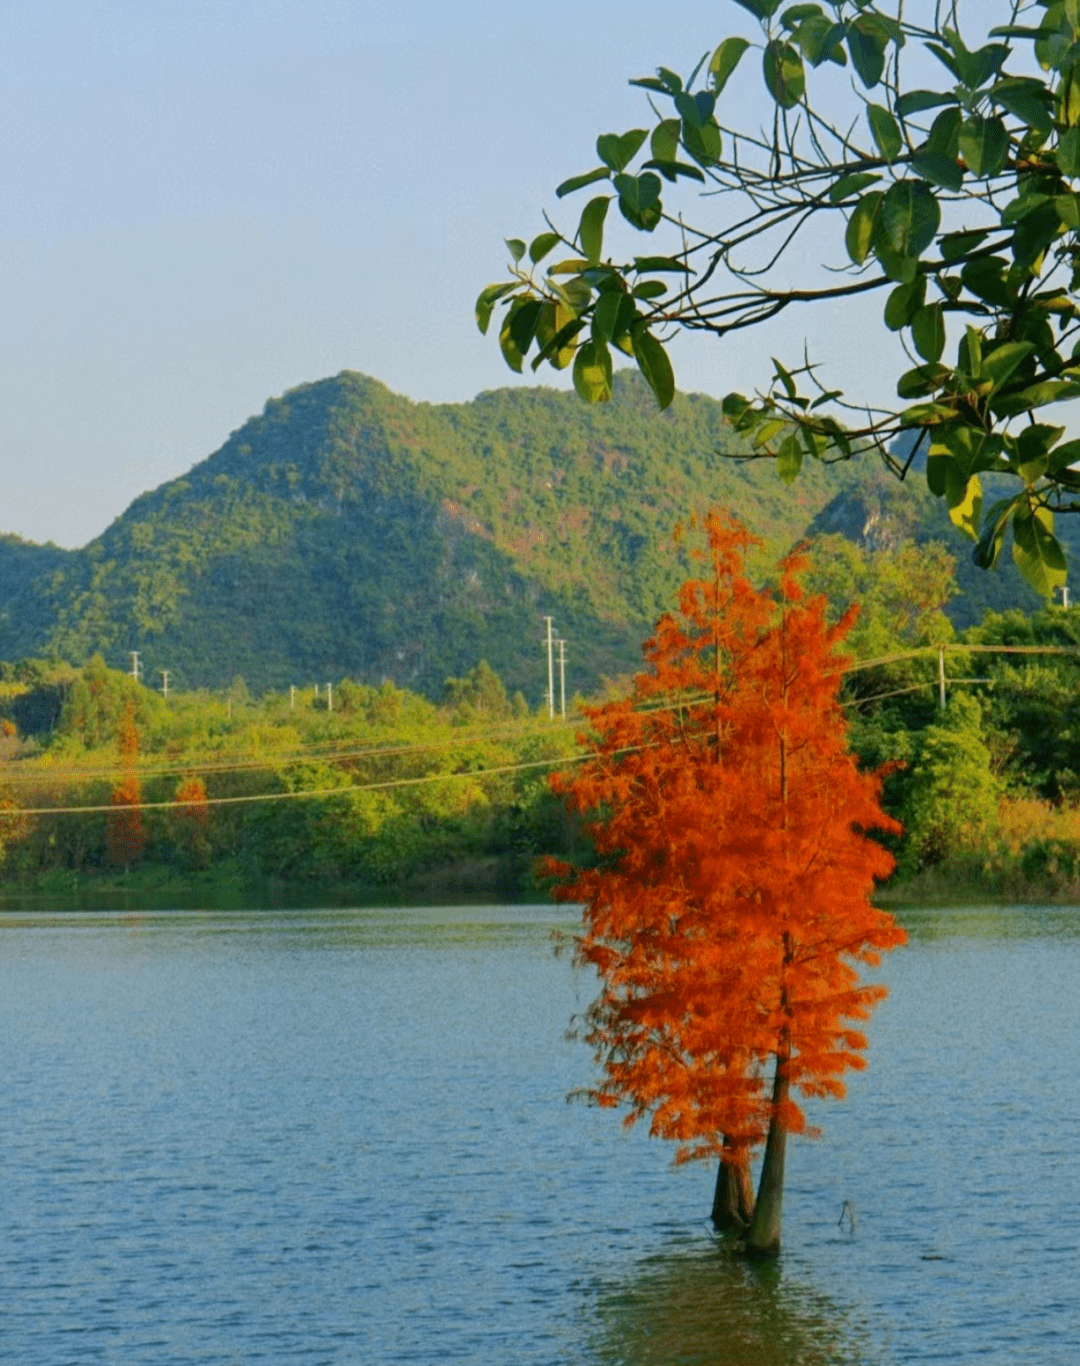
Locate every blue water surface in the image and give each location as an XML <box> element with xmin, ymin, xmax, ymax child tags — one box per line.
<box><xmin>1</xmin><ymin>902</ymin><xmax>1077</xmax><ymax>1365</ymax></box>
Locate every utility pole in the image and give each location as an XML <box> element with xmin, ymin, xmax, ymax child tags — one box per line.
<box><xmin>938</xmin><ymin>647</ymin><xmax>946</xmax><ymax>711</ymax></box>
<box><xmin>544</xmin><ymin>616</ymin><xmax>555</xmax><ymax>720</ymax></box>
<box><xmin>326</xmin><ymin>681</ymin><xmax>333</xmax><ymax>713</ymax></box>
<box><xmin>159</xmin><ymin>669</ymin><xmax>169</xmax><ymax>701</ymax></box>
<box><xmin>557</xmin><ymin>637</ymin><xmax>567</xmax><ymax>719</ymax></box>
<box><xmin>129</xmin><ymin>651</ymin><xmax>141</xmax><ymax>682</ymax></box>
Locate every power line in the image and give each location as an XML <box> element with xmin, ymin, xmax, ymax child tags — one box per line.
<box><xmin>0</xmin><ymin>750</ymin><xmax>608</xmax><ymax>818</ymax></box>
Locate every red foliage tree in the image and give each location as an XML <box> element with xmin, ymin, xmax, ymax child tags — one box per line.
<box><xmin>106</xmin><ymin>699</ymin><xmax>145</xmax><ymax>871</ymax></box>
<box><xmin>549</xmin><ymin>512</ymin><xmax>905</xmax><ymax>1254</ymax></box>
<box><xmin>171</xmin><ymin>776</ymin><xmax>211</xmax><ymax>870</ymax></box>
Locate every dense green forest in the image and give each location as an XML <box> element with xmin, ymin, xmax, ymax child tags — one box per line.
<box><xmin>1</xmin><ymin>371</ymin><xmax>1070</xmax><ymax>706</ymax></box>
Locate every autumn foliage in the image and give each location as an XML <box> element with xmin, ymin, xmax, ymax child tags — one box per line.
<box><xmin>548</xmin><ymin>512</ymin><xmax>905</xmax><ymax>1250</ymax></box>
<box><xmin>105</xmin><ymin>699</ymin><xmax>145</xmax><ymax>870</ymax></box>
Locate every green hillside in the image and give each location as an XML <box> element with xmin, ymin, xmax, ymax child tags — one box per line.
<box><xmin>0</xmin><ymin>372</ymin><xmax>851</xmax><ymax>700</ymax></box>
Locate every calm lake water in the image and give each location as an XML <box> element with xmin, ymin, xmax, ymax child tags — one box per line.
<box><xmin>1</xmin><ymin>901</ymin><xmax>1078</xmax><ymax>1364</ymax></box>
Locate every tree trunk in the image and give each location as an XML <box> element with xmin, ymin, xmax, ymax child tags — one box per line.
<box><xmin>711</xmin><ymin>1137</ymin><xmax>755</xmax><ymax>1230</ymax></box>
<box><xmin>744</xmin><ymin>1060</ymin><xmax>789</xmax><ymax>1257</ymax></box>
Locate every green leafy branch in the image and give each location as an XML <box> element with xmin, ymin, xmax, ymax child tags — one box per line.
<box><xmin>477</xmin><ymin>0</ymin><xmax>1080</xmax><ymax>593</ymax></box>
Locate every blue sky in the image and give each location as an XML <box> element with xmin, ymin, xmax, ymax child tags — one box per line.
<box><xmin>2</xmin><ymin>0</ymin><xmax>904</xmax><ymax>548</ymax></box>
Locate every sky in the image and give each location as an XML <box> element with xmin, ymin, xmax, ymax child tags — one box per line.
<box><xmin>1</xmin><ymin>0</ymin><xmax>959</xmax><ymax>549</ymax></box>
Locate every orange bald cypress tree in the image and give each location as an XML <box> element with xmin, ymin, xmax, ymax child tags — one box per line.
<box><xmin>549</xmin><ymin>512</ymin><xmax>904</xmax><ymax>1255</ymax></box>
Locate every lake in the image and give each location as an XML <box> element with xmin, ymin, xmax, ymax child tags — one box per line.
<box><xmin>1</xmin><ymin>901</ymin><xmax>1077</xmax><ymax>1364</ymax></box>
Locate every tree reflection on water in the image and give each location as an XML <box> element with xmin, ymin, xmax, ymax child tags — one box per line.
<box><xmin>583</xmin><ymin>1236</ymin><xmax>881</xmax><ymax>1366</ymax></box>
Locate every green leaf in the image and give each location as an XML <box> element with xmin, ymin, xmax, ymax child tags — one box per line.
<box><xmin>875</xmin><ymin>248</ymin><xmax>918</xmax><ymax>284</ymax></box>
<box><xmin>926</xmin><ymin>452</ymin><xmax>957</xmax><ymax>497</ymax></box>
<box><xmin>532</xmin><ymin>305</ymin><xmax>583</xmax><ymax>371</ymax></box>
<box><xmin>981</xmin><ymin>340</ymin><xmax>1037</xmax><ymax>391</ymax></box>
<box><xmin>948</xmin><ymin>473</ymin><xmax>983</xmax><ymax>541</ymax></box>
<box><xmin>613</xmin><ymin>173</ymin><xmax>661</xmax><ymax>215</ymax></box>
<box><xmin>1060</xmin><ymin>125</ymin><xmax>1080</xmax><ymax>177</ymax></box>
<box><xmin>961</xmin><ymin>255</ymin><xmax>1011</xmax><ymax>307</ymax></box>
<box><xmin>631</xmin><ymin>327</ymin><xmax>675</xmax><ymax>409</ymax></box>
<box><xmin>578</xmin><ymin>196</ymin><xmax>611</xmax><ymax>264</ymax></box>
<box><xmin>847</xmin><ymin>15</ymin><xmax>889</xmax><ymax>88</ymax></box>
<box><xmin>643</xmin><ymin>158</ymin><xmax>707</xmax><ymax>184</ymax></box>
<box><xmin>1013</xmin><ymin>506</ymin><xmax>1067</xmax><ymax>596</ymax></box>
<box><xmin>754</xmin><ymin>417</ymin><xmax>787</xmax><ymax>449</ymax></box>
<box><xmin>793</xmin><ymin>15</ymin><xmax>845</xmax><ymax>67</ymax></box>
<box><xmin>508</xmin><ymin>298</ymin><xmax>543</xmax><ymax>356</ymax></box>
<box><xmin>529</xmin><ymin>232</ymin><xmax>561</xmax><ymax>265</ymax></box>
<box><xmin>732</xmin><ymin>0</ymin><xmax>782</xmax><ymax>18</ymax></box>
<box><xmin>531</xmin><ymin>314</ymin><xmax>585</xmax><ymax>371</ymax></box>
<box><xmin>1056</xmin><ymin>193</ymin><xmax>1080</xmax><ymax>229</ymax></box>
<box><xmin>475</xmin><ymin>282</ymin><xmax>517</xmax><ymax>335</ymax></box>
<box><xmin>628</xmin><ymin>76</ymin><xmax>672</xmax><ymax>94</ymax></box>
<box><xmin>1013</xmin><ymin>202</ymin><xmax>1063</xmax><ymax>270</ymax></box>
<box><xmin>828</xmin><ymin>171</ymin><xmax>882</xmax><ymax>203</ymax></box>
<box><xmin>681</xmin><ymin>119</ymin><xmax>723</xmax><ymax>165</ymax></box>
<box><xmin>991</xmin><ymin>78</ymin><xmax>1054</xmax><ymax>134</ymax></box>
<box><xmin>940</xmin><ymin>228</ymin><xmax>990</xmax><ymax>261</ymax></box>
<box><xmin>777</xmin><ymin>432</ymin><xmax>804</xmax><ymax>483</ymax></box>
<box><xmin>674</xmin><ymin>91</ymin><xmax>717</xmax><ymax>128</ymax></box>
<box><xmin>948</xmin><ymin>35</ymin><xmax>1009</xmax><ymax>91</ymax></box>
<box><xmin>763</xmin><ymin>40</ymin><xmax>805</xmax><ymax>108</ymax></box>
<box><xmin>572</xmin><ymin>340</ymin><xmax>614</xmax><ymax>403</ymax></box>
<box><xmin>959</xmin><ymin>115</ymin><xmax>1010</xmax><ymax>177</ymax></box>
<box><xmin>780</xmin><ymin>3</ymin><xmax>823</xmax><ymax>25</ymax></box>
<box><xmin>632</xmin><ymin>280</ymin><xmax>668</xmax><ymax>299</ymax></box>
<box><xmin>618</xmin><ymin>128</ymin><xmax>649</xmax><ymax>167</ymax></box>
<box><xmin>547</xmin><ymin>257</ymin><xmax>591</xmax><ymax>275</ymax></box>
<box><xmin>875</xmin><ymin>180</ymin><xmax>941</xmax><ymax>260</ymax></box>
<box><xmin>973</xmin><ymin>496</ymin><xmax>1019</xmax><ymax>570</ymax></box>
<box><xmin>614</xmin><ymin>172</ymin><xmax>663</xmax><ymax>230</ymax></box>
<box><xmin>993</xmin><ymin>379</ymin><xmax>1080</xmax><ymax>417</ymax></box>
<box><xmin>925</xmin><ymin>105</ymin><xmax>963</xmax><ymax>158</ymax></box>
<box><xmin>897</xmin><ymin>363</ymin><xmax>950</xmax><ymax>398</ymax></box>
<box><xmin>556</xmin><ymin>167</ymin><xmax>611</xmax><ymax>198</ymax></box>
<box><xmin>912</xmin><ymin>302</ymin><xmax>946</xmax><ymax>362</ymax></box>
<box><xmin>505</xmin><ymin>239</ymin><xmax>526</xmax><ymax>263</ymax></box>
<box><xmin>634</xmin><ymin>255</ymin><xmax>693</xmax><ymax>273</ymax></box>
<box><xmin>710</xmin><ymin>36</ymin><xmax>750</xmax><ymax>94</ymax></box>
<box><xmin>884</xmin><ymin>276</ymin><xmax>926</xmax><ymax>331</ymax></box>
<box><xmin>650</xmin><ymin>119</ymin><xmax>681</xmax><ymax>164</ymax></box>
<box><xmin>591</xmin><ymin>290</ymin><xmax>637</xmax><ymax>344</ymax></box>
<box><xmin>868</xmin><ymin>104</ymin><xmax>903</xmax><ymax>161</ymax></box>
<box><xmin>896</xmin><ymin>90</ymin><xmax>957</xmax><ymax>117</ymax></box>
<box><xmin>772</xmin><ymin>356</ymin><xmax>796</xmax><ymax>398</ymax></box>
<box><xmin>900</xmin><ymin>401</ymin><xmax>959</xmax><ymax>425</ymax></box>
<box><xmin>930</xmin><ymin>421</ymin><xmax>1005</xmax><ymax>478</ymax></box>
<box><xmin>960</xmin><ymin>325</ymin><xmax>984</xmax><ymax>379</ymax></box>
<box><xmin>845</xmin><ymin>190</ymin><xmax>884</xmax><ymax>264</ymax></box>
<box><xmin>596</xmin><ymin>129</ymin><xmax>649</xmax><ymax>172</ymax></box>
<box><xmin>499</xmin><ymin>299</ymin><xmax>528</xmax><ymax>373</ymax></box>
<box><xmin>910</xmin><ymin>151</ymin><xmax>963</xmax><ymax>192</ymax></box>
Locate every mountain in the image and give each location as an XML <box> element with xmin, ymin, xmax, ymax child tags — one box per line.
<box><xmin>0</xmin><ymin>372</ymin><xmax>852</xmax><ymax>700</ymax></box>
<box><xmin>0</xmin><ymin>370</ymin><xmax>1065</xmax><ymax>700</ymax></box>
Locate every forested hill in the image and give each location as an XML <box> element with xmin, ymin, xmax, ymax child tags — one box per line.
<box><xmin>0</xmin><ymin>370</ymin><xmax>1062</xmax><ymax>700</ymax></box>
<box><xmin>0</xmin><ymin>372</ymin><xmax>846</xmax><ymax>700</ymax></box>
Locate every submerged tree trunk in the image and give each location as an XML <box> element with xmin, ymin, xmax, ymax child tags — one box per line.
<box><xmin>744</xmin><ymin>1059</ymin><xmax>789</xmax><ymax>1257</ymax></box>
<box><xmin>710</xmin><ymin>1136</ymin><xmax>755</xmax><ymax>1230</ymax></box>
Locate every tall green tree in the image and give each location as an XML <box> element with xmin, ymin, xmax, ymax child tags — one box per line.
<box><xmin>902</xmin><ymin>691</ymin><xmax>1000</xmax><ymax>868</ymax></box>
<box><xmin>479</xmin><ymin>0</ymin><xmax>1080</xmax><ymax>593</ymax></box>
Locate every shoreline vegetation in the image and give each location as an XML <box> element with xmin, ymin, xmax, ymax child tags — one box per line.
<box><xmin>6</xmin><ymin>587</ymin><xmax>1080</xmax><ymax>911</ymax></box>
